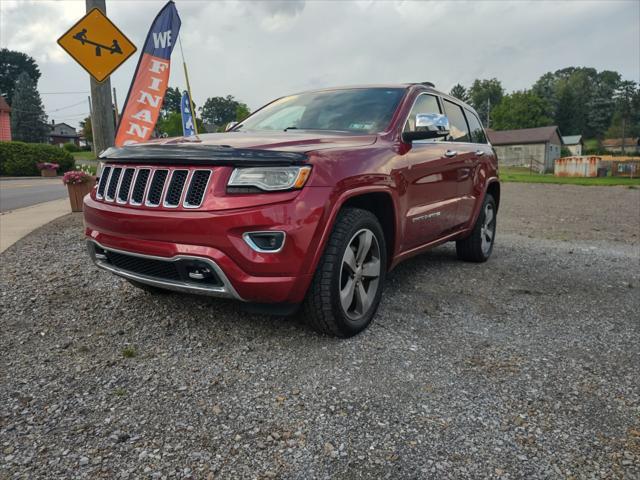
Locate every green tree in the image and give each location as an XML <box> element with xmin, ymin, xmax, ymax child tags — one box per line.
<box><xmin>586</xmin><ymin>70</ymin><xmax>621</xmax><ymax>138</ymax></box>
<box><xmin>449</xmin><ymin>84</ymin><xmax>468</xmax><ymax>102</ymax></box>
<box><xmin>10</xmin><ymin>72</ymin><xmax>49</xmax><ymax>143</ymax></box>
<box><xmin>532</xmin><ymin>67</ymin><xmax>622</xmax><ymax>138</ymax></box>
<box><xmin>160</xmin><ymin>86</ymin><xmax>182</xmax><ymax>118</ymax></box>
<box><xmin>0</xmin><ymin>49</ymin><xmax>41</xmax><ymax>105</ymax></box>
<box><xmin>607</xmin><ymin>81</ymin><xmax>640</xmax><ymax>149</ymax></box>
<box><xmin>200</xmin><ymin>95</ymin><xmax>249</xmax><ymax>128</ymax></box>
<box><xmin>80</xmin><ymin>116</ymin><xmax>92</xmax><ymax>143</ymax></box>
<box><xmin>468</xmin><ymin>78</ymin><xmax>504</xmax><ymax>127</ymax></box>
<box><xmin>156</xmin><ymin>111</ymin><xmax>183</xmax><ymax>137</ymax></box>
<box><xmin>490</xmin><ymin>90</ymin><xmax>552</xmax><ymax>130</ymax></box>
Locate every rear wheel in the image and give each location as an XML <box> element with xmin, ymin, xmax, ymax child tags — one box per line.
<box><xmin>303</xmin><ymin>208</ymin><xmax>386</xmax><ymax>337</ymax></box>
<box><xmin>456</xmin><ymin>193</ymin><xmax>497</xmax><ymax>262</ymax></box>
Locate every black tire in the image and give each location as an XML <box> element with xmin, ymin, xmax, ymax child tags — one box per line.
<box><xmin>303</xmin><ymin>208</ymin><xmax>387</xmax><ymax>337</ymax></box>
<box><xmin>126</xmin><ymin>279</ymin><xmax>171</xmax><ymax>295</ymax></box>
<box><xmin>456</xmin><ymin>193</ymin><xmax>497</xmax><ymax>263</ymax></box>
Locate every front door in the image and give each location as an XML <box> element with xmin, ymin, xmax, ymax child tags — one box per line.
<box><xmin>401</xmin><ymin>94</ymin><xmax>462</xmax><ymax>250</ymax></box>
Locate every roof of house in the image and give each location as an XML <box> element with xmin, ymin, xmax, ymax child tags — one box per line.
<box><xmin>0</xmin><ymin>96</ymin><xmax>11</xmax><ymax>113</ymax></box>
<box><xmin>602</xmin><ymin>138</ymin><xmax>640</xmax><ymax>148</ymax></box>
<box><xmin>486</xmin><ymin>126</ymin><xmax>562</xmax><ymax>146</ymax></box>
<box><xmin>562</xmin><ymin>135</ymin><xmax>582</xmax><ymax>145</ymax></box>
<box><xmin>50</xmin><ymin>123</ymin><xmax>79</xmax><ymax>138</ymax></box>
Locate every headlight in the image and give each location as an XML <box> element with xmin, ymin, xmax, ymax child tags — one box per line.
<box><xmin>228</xmin><ymin>166</ymin><xmax>311</xmax><ymax>191</ymax></box>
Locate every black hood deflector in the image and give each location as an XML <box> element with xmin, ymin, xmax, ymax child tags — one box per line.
<box><xmin>100</xmin><ymin>144</ymin><xmax>308</xmax><ymax>166</ymax></box>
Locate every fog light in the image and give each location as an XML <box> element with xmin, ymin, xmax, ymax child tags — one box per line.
<box><xmin>243</xmin><ymin>231</ymin><xmax>286</xmax><ymax>253</ymax></box>
<box><xmin>188</xmin><ymin>266</ymin><xmax>211</xmax><ymax>280</ymax></box>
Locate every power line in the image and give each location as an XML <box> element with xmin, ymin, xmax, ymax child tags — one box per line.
<box><xmin>40</xmin><ymin>91</ymin><xmax>90</xmax><ymax>95</ymax></box>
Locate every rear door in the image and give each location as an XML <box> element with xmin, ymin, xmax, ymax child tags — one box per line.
<box><xmin>441</xmin><ymin>99</ymin><xmax>476</xmax><ymax>227</ymax></box>
<box><xmin>458</xmin><ymin>109</ymin><xmax>491</xmax><ymax>224</ymax></box>
<box><xmin>401</xmin><ymin>94</ymin><xmax>461</xmax><ymax>250</ymax></box>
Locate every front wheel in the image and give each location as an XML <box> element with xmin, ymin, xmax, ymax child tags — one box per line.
<box><xmin>456</xmin><ymin>193</ymin><xmax>497</xmax><ymax>262</ymax></box>
<box><xmin>303</xmin><ymin>208</ymin><xmax>387</xmax><ymax>337</ymax></box>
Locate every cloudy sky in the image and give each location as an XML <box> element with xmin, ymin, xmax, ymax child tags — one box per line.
<box><xmin>1</xmin><ymin>0</ymin><xmax>638</xmax><ymax>128</ymax></box>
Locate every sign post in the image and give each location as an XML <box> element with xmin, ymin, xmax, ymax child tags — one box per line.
<box><xmin>57</xmin><ymin>1</ymin><xmax>137</xmax><ymax>154</ymax></box>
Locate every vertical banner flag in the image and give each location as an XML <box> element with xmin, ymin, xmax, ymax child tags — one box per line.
<box><xmin>180</xmin><ymin>90</ymin><xmax>195</xmax><ymax>137</ymax></box>
<box><xmin>115</xmin><ymin>1</ymin><xmax>181</xmax><ymax>146</ymax></box>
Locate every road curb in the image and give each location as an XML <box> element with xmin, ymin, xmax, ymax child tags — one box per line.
<box><xmin>0</xmin><ymin>198</ymin><xmax>72</xmax><ymax>253</ymax></box>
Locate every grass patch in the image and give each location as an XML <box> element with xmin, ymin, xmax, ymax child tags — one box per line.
<box><xmin>122</xmin><ymin>346</ymin><xmax>137</xmax><ymax>358</ymax></box>
<box><xmin>114</xmin><ymin>387</ymin><xmax>127</xmax><ymax>396</ymax></box>
<box><xmin>500</xmin><ymin>167</ymin><xmax>640</xmax><ymax>186</ymax></box>
<box><xmin>73</xmin><ymin>151</ymin><xmax>97</xmax><ymax>162</ymax></box>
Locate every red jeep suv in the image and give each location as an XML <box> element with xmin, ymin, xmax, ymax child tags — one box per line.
<box><xmin>84</xmin><ymin>84</ymin><xmax>499</xmax><ymax>337</ymax></box>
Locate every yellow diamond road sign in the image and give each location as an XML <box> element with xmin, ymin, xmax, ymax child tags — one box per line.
<box><xmin>57</xmin><ymin>8</ymin><xmax>137</xmax><ymax>83</ymax></box>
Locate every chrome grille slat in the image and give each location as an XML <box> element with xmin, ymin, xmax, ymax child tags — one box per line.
<box><xmin>183</xmin><ymin>170</ymin><xmax>211</xmax><ymax>208</ymax></box>
<box><xmin>145</xmin><ymin>169</ymin><xmax>169</xmax><ymax>207</ymax></box>
<box><xmin>98</xmin><ymin>165</ymin><xmax>212</xmax><ymax>208</ymax></box>
<box><xmin>117</xmin><ymin>168</ymin><xmax>135</xmax><ymax>204</ymax></box>
<box><xmin>130</xmin><ymin>168</ymin><xmax>150</xmax><ymax>205</ymax></box>
<box><xmin>163</xmin><ymin>170</ymin><xmax>189</xmax><ymax>208</ymax></box>
<box><xmin>105</xmin><ymin>167</ymin><xmax>122</xmax><ymax>202</ymax></box>
<box><xmin>96</xmin><ymin>166</ymin><xmax>111</xmax><ymax>199</ymax></box>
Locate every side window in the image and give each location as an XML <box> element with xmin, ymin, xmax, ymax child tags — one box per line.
<box><xmin>403</xmin><ymin>94</ymin><xmax>441</xmax><ymax>133</ymax></box>
<box><xmin>465</xmin><ymin>110</ymin><xmax>487</xmax><ymax>144</ymax></box>
<box><xmin>443</xmin><ymin>99</ymin><xmax>470</xmax><ymax>142</ymax></box>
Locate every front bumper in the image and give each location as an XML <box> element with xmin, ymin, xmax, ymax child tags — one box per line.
<box><xmin>87</xmin><ymin>240</ymin><xmax>243</xmax><ymax>299</ymax></box>
<box><xmin>83</xmin><ymin>187</ymin><xmax>331</xmax><ymax>303</ymax></box>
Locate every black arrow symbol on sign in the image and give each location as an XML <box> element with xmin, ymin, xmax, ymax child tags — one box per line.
<box><xmin>72</xmin><ymin>29</ymin><xmax>122</xmax><ymax>56</ymax></box>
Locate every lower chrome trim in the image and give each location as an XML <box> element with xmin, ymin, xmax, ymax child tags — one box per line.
<box><xmin>86</xmin><ymin>240</ymin><xmax>244</xmax><ymax>301</ymax></box>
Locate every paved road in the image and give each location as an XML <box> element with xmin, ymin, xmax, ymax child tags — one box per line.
<box><xmin>0</xmin><ymin>178</ymin><xmax>67</xmax><ymax>212</ymax></box>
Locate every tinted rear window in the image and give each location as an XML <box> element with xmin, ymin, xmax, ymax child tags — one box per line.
<box><xmin>466</xmin><ymin>110</ymin><xmax>487</xmax><ymax>144</ymax></box>
<box><xmin>443</xmin><ymin>99</ymin><xmax>470</xmax><ymax>142</ymax></box>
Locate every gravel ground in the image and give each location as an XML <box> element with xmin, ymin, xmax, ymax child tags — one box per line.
<box><xmin>1</xmin><ymin>184</ymin><xmax>639</xmax><ymax>479</ymax></box>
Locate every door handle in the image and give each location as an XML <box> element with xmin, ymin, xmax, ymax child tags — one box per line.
<box><xmin>444</xmin><ymin>150</ymin><xmax>458</xmax><ymax>158</ymax></box>
<box><xmin>475</xmin><ymin>150</ymin><xmax>485</xmax><ymax>156</ymax></box>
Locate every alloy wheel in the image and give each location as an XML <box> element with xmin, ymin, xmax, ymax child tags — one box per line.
<box><xmin>339</xmin><ymin>228</ymin><xmax>381</xmax><ymax>321</ymax></box>
<box><xmin>480</xmin><ymin>203</ymin><xmax>495</xmax><ymax>255</ymax></box>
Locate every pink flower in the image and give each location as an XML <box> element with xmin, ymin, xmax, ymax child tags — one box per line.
<box><xmin>62</xmin><ymin>170</ymin><xmax>94</xmax><ymax>185</ymax></box>
<box><xmin>37</xmin><ymin>162</ymin><xmax>60</xmax><ymax>171</ymax></box>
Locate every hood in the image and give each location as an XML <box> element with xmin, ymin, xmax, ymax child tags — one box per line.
<box><xmin>145</xmin><ymin>131</ymin><xmax>378</xmax><ymax>153</ymax></box>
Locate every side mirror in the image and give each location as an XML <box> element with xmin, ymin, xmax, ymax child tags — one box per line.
<box><xmin>225</xmin><ymin>121</ymin><xmax>239</xmax><ymax>132</ymax></box>
<box><xmin>403</xmin><ymin>113</ymin><xmax>450</xmax><ymax>142</ymax></box>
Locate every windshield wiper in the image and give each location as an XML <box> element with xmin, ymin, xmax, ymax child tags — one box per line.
<box><xmin>283</xmin><ymin>126</ymin><xmax>298</xmax><ymax>131</ymax></box>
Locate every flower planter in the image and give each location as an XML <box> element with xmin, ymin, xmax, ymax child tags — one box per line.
<box><xmin>66</xmin><ymin>177</ymin><xmax>96</xmax><ymax>212</ymax></box>
<box><xmin>41</xmin><ymin>169</ymin><xmax>57</xmax><ymax>178</ymax></box>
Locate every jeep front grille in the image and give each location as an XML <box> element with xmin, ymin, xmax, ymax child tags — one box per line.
<box><xmin>184</xmin><ymin>170</ymin><xmax>211</xmax><ymax>208</ymax></box>
<box><xmin>99</xmin><ymin>165</ymin><xmax>212</xmax><ymax>209</ymax></box>
<box><xmin>105</xmin><ymin>167</ymin><xmax>122</xmax><ymax>201</ymax></box>
<box><xmin>117</xmin><ymin>168</ymin><xmax>135</xmax><ymax>203</ymax></box>
<box><xmin>146</xmin><ymin>169</ymin><xmax>169</xmax><ymax>206</ymax></box>
<box><xmin>96</xmin><ymin>166</ymin><xmax>111</xmax><ymax>199</ymax></box>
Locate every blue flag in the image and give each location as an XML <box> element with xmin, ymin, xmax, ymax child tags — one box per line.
<box><xmin>181</xmin><ymin>90</ymin><xmax>196</xmax><ymax>137</ymax></box>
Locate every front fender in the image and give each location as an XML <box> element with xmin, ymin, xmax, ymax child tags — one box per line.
<box><xmin>301</xmin><ymin>184</ymin><xmax>399</xmax><ymax>276</ymax></box>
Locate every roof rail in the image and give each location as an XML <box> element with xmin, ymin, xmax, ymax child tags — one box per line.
<box><xmin>420</xmin><ymin>81</ymin><xmax>435</xmax><ymax>88</ymax></box>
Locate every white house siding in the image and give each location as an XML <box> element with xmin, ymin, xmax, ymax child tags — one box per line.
<box><xmin>494</xmin><ymin>143</ymin><xmax>547</xmax><ymax>172</ymax></box>
<box><xmin>566</xmin><ymin>144</ymin><xmax>582</xmax><ymax>156</ymax></box>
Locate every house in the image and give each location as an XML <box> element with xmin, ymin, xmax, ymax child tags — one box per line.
<box><xmin>49</xmin><ymin>121</ymin><xmax>80</xmax><ymax>147</ymax></box>
<box><xmin>562</xmin><ymin>135</ymin><xmax>583</xmax><ymax>156</ymax></box>
<box><xmin>0</xmin><ymin>96</ymin><xmax>11</xmax><ymax>142</ymax></box>
<box><xmin>602</xmin><ymin>138</ymin><xmax>640</xmax><ymax>153</ymax></box>
<box><xmin>486</xmin><ymin>126</ymin><xmax>563</xmax><ymax>173</ymax></box>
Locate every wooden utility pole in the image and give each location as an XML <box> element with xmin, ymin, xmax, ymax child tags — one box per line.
<box><xmin>86</xmin><ymin>0</ymin><xmax>115</xmax><ymax>154</ymax></box>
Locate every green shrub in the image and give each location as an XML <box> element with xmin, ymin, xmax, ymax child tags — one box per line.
<box><xmin>0</xmin><ymin>141</ymin><xmax>75</xmax><ymax>176</ymax></box>
<box><xmin>62</xmin><ymin>142</ymin><xmax>81</xmax><ymax>153</ymax></box>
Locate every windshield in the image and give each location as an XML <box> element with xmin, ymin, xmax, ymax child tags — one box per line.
<box><xmin>235</xmin><ymin>88</ymin><xmax>405</xmax><ymax>134</ymax></box>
